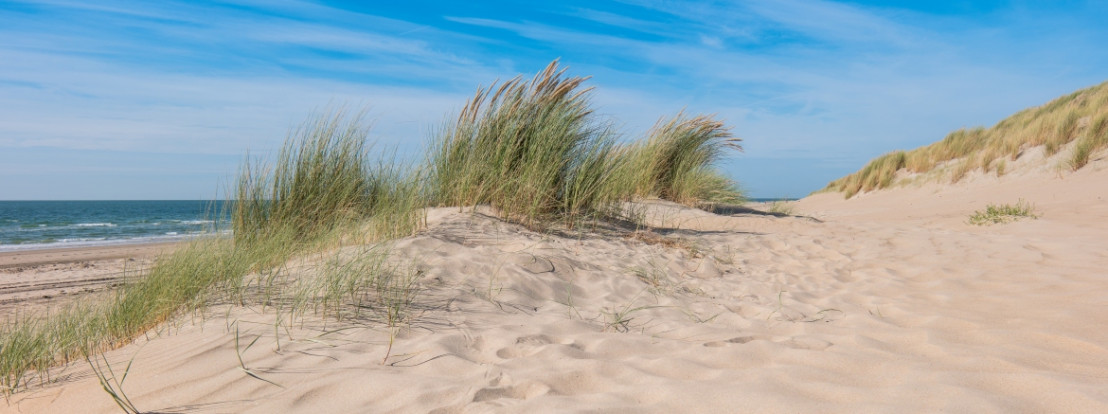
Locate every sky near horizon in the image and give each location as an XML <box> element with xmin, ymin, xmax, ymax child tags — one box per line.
<box><xmin>1</xmin><ymin>1</ymin><xmax>1106</xmax><ymax>200</ymax></box>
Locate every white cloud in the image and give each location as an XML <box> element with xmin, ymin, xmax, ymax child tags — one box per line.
<box><xmin>0</xmin><ymin>48</ymin><xmax>470</xmax><ymax>156</ymax></box>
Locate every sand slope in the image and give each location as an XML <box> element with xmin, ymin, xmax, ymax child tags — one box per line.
<box><xmin>5</xmin><ymin>158</ymin><xmax>1108</xmax><ymax>413</ymax></box>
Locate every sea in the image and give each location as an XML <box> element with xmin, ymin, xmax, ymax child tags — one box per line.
<box><xmin>0</xmin><ymin>200</ymin><xmax>227</xmax><ymax>252</ymax></box>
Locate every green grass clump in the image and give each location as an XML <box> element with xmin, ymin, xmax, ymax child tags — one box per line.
<box><xmin>968</xmin><ymin>200</ymin><xmax>1039</xmax><ymax>225</ymax></box>
<box><xmin>622</xmin><ymin>113</ymin><xmax>744</xmax><ymax>205</ymax></box>
<box><xmin>232</xmin><ymin>112</ymin><xmax>370</xmax><ymax>242</ymax></box>
<box><xmin>233</xmin><ymin>111</ymin><xmax>424</xmax><ymax>244</ymax></box>
<box><xmin>430</xmin><ymin>60</ymin><xmax>626</xmax><ymax>227</ymax></box>
<box><xmin>431</xmin><ymin>61</ymin><xmax>744</xmax><ymax>226</ymax></box>
<box><xmin>824</xmin><ymin>81</ymin><xmax>1108</xmax><ymax>198</ymax></box>
<box><xmin>431</xmin><ymin>61</ymin><xmax>650</xmax><ymax>227</ymax></box>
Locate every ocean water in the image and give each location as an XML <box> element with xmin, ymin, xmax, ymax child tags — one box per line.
<box><xmin>0</xmin><ymin>200</ymin><xmax>226</xmax><ymax>251</ymax></box>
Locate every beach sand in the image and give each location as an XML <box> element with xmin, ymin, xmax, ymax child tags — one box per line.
<box><xmin>0</xmin><ymin>243</ymin><xmax>176</xmax><ymax>317</ymax></box>
<box><xmin>3</xmin><ymin>156</ymin><xmax>1107</xmax><ymax>413</ymax></box>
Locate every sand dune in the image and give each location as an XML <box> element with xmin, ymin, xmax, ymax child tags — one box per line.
<box><xmin>4</xmin><ymin>156</ymin><xmax>1108</xmax><ymax>413</ymax></box>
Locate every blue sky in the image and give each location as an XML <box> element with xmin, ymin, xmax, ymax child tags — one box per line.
<box><xmin>1</xmin><ymin>0</ymin><xmax>1106</xmax><ymax>200</ymax></box>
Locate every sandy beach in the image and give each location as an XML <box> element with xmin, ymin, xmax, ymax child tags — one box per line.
<box><xmin>0</xmin><ymin>243</ymin><xmax>176</xmax><ymax>317</ymax></box>
<box><xmin>0</xmin><ymin>150</ymin><xmax>1104</xmax><ymax>413</ymax></box>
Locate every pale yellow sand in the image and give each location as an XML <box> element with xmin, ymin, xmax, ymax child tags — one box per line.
<box><xmin>4</xmin><ymin>152</ymin><xmax>1107</xmax><ymax>413</ymax></box>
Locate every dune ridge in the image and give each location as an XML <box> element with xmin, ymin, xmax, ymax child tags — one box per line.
<box><xmin>824</xmin><ymin>80</ymin><xmax>1108</xmax><ymax>198</ymax></box>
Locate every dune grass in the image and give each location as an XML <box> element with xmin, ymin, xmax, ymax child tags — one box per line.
<box><xmin>233</xmin><ymin>111</ymin><xmax>425</xmax><ymax>244</ymax></box>
<box><xmin>429</xmin><ymin>60</ymin><xmax>631</xmax><ymax>228</ymax></box>
<box><xmin>231</xmin><ymin>111</ymin><xmax>371</xmax><ymax>244</ymax></box>
<box><xmin>826</xmin><ymin>150</ymin><xmax>907</xmax><ymax>198</ymax></box>
<box><xmin>968</xmin><ymin>200</ymin><xmax>1038</xmax><ymax>225</ymax></box>
<box><xmin>825</xmin><ymin>81</ymin><xmax>1108</xmax><ymax>198</ymax></box>
<box><xmin>0</xmin><ymin>60</ymin><xmax>744</xmax><ymax>396</ymax></box>
<box><xmin>620</xmin><ymin>113</ymin><xmax>744</xmax><ymax>205</ymax></box>
<box><xmin>430</xmin><ymin>61</ymin><xmax>744</xmax><ymax>227</ymax></box>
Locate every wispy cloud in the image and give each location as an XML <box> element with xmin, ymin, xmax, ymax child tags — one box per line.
<box><xmin>0</xmin><ymin>0</ymin><xmax>502</xmax><ymax>157</ymax></box>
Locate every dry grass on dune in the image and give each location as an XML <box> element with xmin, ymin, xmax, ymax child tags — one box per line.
<box><xmin>825</xmin><ymin>81</ymin><xmax>1108</xmax><ymax>198</ymax></box>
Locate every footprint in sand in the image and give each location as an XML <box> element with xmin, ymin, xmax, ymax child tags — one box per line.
<box><xmin>495</xmin><ymin>334</ymin><xmax>556</xmax><ymax>359</ymax></box>
<box><xmin>472</xmin><ymin>381</ymin><xmax>552</xmax><ymax>402</ymax></box>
